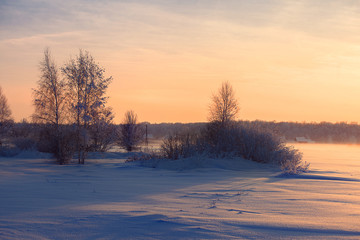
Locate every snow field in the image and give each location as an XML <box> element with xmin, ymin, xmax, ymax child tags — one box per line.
<box><xmin>0</xmin><ymin>144</ymin><xmax>360</xmax><ymax>239</ymax></box>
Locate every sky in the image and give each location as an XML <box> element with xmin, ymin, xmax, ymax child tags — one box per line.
<box><xmin>1</xmin><ymin>0</ymin><xmax>360</xmax><ymax>124</ymax></box>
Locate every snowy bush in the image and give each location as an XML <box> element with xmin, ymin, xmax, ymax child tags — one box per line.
<box><xmin>88</xmin><ymin>120</ymin><xmax>116</xmax><ymax>152</ymax></box>
<box><xmin>161</xmin><ymin>132</ymin><xmax>201</xmax><ymax>160</ymax></box>
<box><xmin>36</xmin><ymin>125</ymin><xmax>76</xmax><ymax>164</ymax></box>
<box><xmin>160</xmin><ymin>121</ymin><xmax>309</xmax><ymax>174</ymax></box>
<box><xmin>54</xmin><ymin>129</ymin><xmax>77</xmax><ymax>164</ymax></box>
<box><xmin>161</xmin><ymin>134</ymin><xmax>182</xmax><ymax>160</ymax></box>
<box><xmin>12</xmin><ymin>137</ymin><xmax>36</xmax><ymax>150</ymax></box>
<box><xmin>235</xmin><ymin>124</ymin><xmax>281</xmax><ymax>163</ymax></box>
<box><xmin>0</xmin><ymin>120</ymin><xmax>13</xmax><ymax>147</ymax></box>
<box><xmin>276</xmin><ymin>146</ymin><xmax>309</xmax><ymax>174</ymax></box>
<box><xmin>0</xmin><ymin>145</ymin><xmax>20</xmax><ymax>157</ymax></box>
<box><xmin>126</xmin><ymin>150</ymin><xmax>161</xmax><ymax>162</ymax></box>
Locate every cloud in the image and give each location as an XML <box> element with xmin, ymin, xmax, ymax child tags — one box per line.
<box><xmin>0</xmin><ymin>31</ymin><xmax>87</xmax><ymax>46</ymax></box>
<box><xmin>2</xmin><ymin>0</ymin><xmax>360</xmax><ymax>48</ymax></box>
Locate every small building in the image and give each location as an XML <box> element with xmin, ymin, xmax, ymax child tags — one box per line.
<box><xmin>295</xmin><ymin>137</ymin><xmax>314</xmax><ymax>143</ymax></box>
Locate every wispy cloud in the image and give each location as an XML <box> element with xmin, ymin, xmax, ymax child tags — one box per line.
<box><xmin>2</xmin><ymin>0</ymin><xmax>360</xmax><ymax>47</ymax></box>
<box><xmin>0</xmin><ymin>31</ymin><xmax>87</xmax><ymax>46</ymax></box>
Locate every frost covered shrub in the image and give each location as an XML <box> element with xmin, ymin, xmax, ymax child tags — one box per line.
<box><xmin>0</xmin><ymin>145</ymin><xmax>20</xmax><ymax>157</ymax></box>
<box><xmin>9</xmin><ymin>121</ymin><xmax>37</xmax><ymax>150</ymax></box>
<box><xmin>275</xmin><ymin>145</ymin><xmax>309</xmax><ymax>174</ymax></box>
<box><xmin>160</xmin><ymin>121</ymin><xmax>309</xmax><ymax>174</ymax></box>
<box><xmin>54</xmin><ymin>128</ymin><xmax>77</xmax><ymax>164</ymax></box>
<box><xmin>203</xmin><ymin>121</ymin><xmax>237</xmax><ymax>155</ymax></box>
<box><xmin>161</xmin><ymin>134</ymin><xmax>182</xmax><ymax>160</ymax></box>
<box><xmin>126</xmin><ymin>150</ymin><xmax>162</xmax><ymax>162</ymax></box>
<box><xmin>12</xmin><ymin>137</ymin><xmax>36</xmax><ymax>150</ymax></box>
<box><xmin>88</xmin><ymin>121</ymin><xmax>116</xmax><ymax>152</ymax></box>
<box><xmin>235</xmin><ymin>124</ymin><xmax>282</xmax><ymax>163</ymax></box>
<box><xmin>36</xmin><ymin>125</ymin><xmax>76</xmax><ymax>164</ymax></box>
<box><xmin>231</xmin><ymin>123</ymin><xmax>309</xmax><ymax>173</ymax></box>
<box><xmin>36</xmin><ymin>126</ymin><xmax>57</xmax><ymax>153</ymax></box>
<box><xmin>161</xmin><ymin>132</ymin><xmax>201</xmax><ymax>160</ymax></box>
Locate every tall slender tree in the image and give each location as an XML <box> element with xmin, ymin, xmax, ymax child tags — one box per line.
<box><xmin>33</xmin><ymin>48</ymin><xmax>66</xmax><ymax>125</ymax></box>
<box><xmin>62</xmin><ymin>49</ymin><xmax>112</xmax><ymax>164</ymax></box>
<box><xmin>32</xmin><ymin>48</ymin><xmax>68</xmax><ymax>163</ymax></box>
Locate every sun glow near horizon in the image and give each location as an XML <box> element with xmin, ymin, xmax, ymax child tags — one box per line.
<box><xmin>1</xmin><ymin>1</ymin><xmax>360</xmax><ymax>124</ymax></box>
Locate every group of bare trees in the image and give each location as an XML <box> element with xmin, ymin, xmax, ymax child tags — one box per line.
<box><xmin>31</xmin><ymin>48</ymin><xmax>147</xmax><ymax>164</ymax></box>
<box><xmin>1</xmin><ymin>48</ymin><xmax>145</xmax><ymax>163</ymax></box>
<box><xmin>32</xmin><ymin>48</ymin><xmax>113</xmax><ymax>164</ymax></box>
<box><xmin>3</xmin><ymin>54</ymin><xmax>308</xmax><ymax>172</ymax></box>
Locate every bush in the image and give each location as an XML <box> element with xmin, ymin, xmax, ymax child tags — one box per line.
<box><xmin>36</xmin><ymin>125</ymin><xmax>76</xmax><ymax>164</ymax></box>
<box><xmin>160</xmin><ymin>121</ymin><xmax>309</xmax><ymax>174</ymax></box>
<box><xmin>276</xmin><ymin>146</ymin><xmax>309</xmax><ymax>174</ymax></box>
<box><xmin>160</xmin><ymin>132</ymin><xmax>201</xmax><ymax>160</ymax></box>
<box><xmin>88</xmin><ymin>121</ymin><xmax>116</xmax><ymax>152</ymax></box>
<box><xmin>0</xmin><ymin>145</ymin><xmax>20</xmax><ymax>157</ymax></box>
<box><xmin>54</xmin><ymin>128</ymin><xmax>77</xmax><ymax>164</ymax></box>
<box><xmin>12</xmin><ymin>137</ymin><xmax>37</xmax><ymax>150</ymax></box>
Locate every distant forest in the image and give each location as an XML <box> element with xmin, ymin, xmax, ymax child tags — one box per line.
<box><xmin>146</xmin><ymin>121</ymin><xmax>360</xmax><ymax>144</ymax></box>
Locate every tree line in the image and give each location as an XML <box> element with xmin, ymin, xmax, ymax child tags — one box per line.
<box><xmin>146</xmin><ymin>121</ymin><xmax>360</xmax><ymax>144</ymax></box>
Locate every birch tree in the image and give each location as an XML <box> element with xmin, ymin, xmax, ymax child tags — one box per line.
<box><xmin>32</xmin><ymin>48</ymin><xmax>69</xmax><ymax>163</ymax></box>
<box><xmin>33</xmin><ymin>48</ymin><xmax>66</xmax><ymax>125</ymax></box>
<box><xmin>62</xmin><ymin>49</ymin><xmax>112</xmax><ymax>164</ymax></box>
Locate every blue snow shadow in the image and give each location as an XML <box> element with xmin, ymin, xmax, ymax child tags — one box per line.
<box><xmin>275</xmin><ymin>171</ymin><xmax>360</xmax><ymax>182</ymax></box>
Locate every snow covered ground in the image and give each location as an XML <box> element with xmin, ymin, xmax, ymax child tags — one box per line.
<box><xmin>1</xmin><ymin>144</ymin><xmax>360</xmax><ymax>239</ymax></box>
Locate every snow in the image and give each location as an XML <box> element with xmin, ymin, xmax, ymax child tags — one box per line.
<box><xmin>1</xmin><ymin>144</ymin><xmax>360</xmax><ymax>239</ymax></box>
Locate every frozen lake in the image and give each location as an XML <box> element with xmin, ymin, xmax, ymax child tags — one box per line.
<box><xmin>0</xmin><ymin>143</ymin><xmax>360</xmax><ymax>239</ymax></box>
<box><xmin>293</xmin><ymin>143</ymin><xmax>360</xmax><ymax>178</ymax></box>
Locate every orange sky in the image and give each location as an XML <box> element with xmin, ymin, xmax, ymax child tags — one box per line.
<box><xmin>1</xmin><ymin>1</ymin><xmax>360</xmax><ymax>123</ymax></box>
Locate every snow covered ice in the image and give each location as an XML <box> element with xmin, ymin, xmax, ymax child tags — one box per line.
<box><xmin>1</xmin><ymin>144</ymin><xmax>360</xmax><ymax>239</ymax></box>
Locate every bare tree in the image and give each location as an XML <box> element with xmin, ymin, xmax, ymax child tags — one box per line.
<box><xmin>209</xmin><ymin>81</ymin><xmax>239</xmax><ymax>125</ymax></box>
<box><xmin>32</xmin><ymin>48</ymin><xmax>69</xmax><ymax>163</ymax></box>
<box><xmin>0</xmin><ymin>86</ymin><xmax>13</xmax><ymax>147</ymax></box>
<box><xmin>118</xmin><ymin>110</ymin><xmax>144</xmax><ymax>152</ymax></box>
<box><xmin>33</xmin><ymin>48</ymin><xmax>66</xmax><ymax>125</ymax></box>
<box><xmin>62</xmin><ymin>49</ymin><xmax>112</xmax><ymax>164</ymax></box>
<box><xmin>0</xmin><ymin>86</ymin><xmax>12</xmax><ymax>123</ymax></box>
